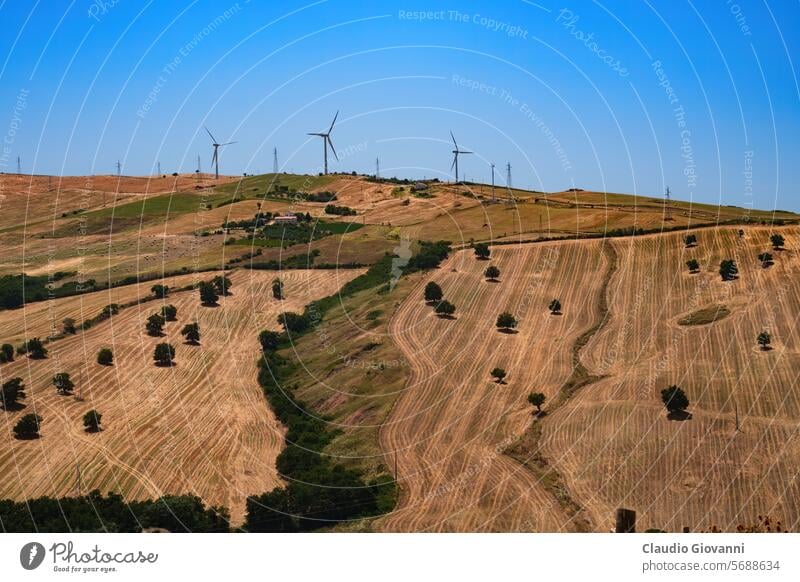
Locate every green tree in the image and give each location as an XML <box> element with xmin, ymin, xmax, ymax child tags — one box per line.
<box><xmin>151</xmin><ymin>284</ymin><xmax>170</xmax><ymax>298</ymax></box>
<box><xmin>83</xmin><ymin>410</ymin><xmax>103</xmax><ymax>433</ymax></box>
<box><xmin>199</xmin><ymin>281</ymin><xmax>219</xmax><ymax>306</ymax></box>
<box><xmin>258</xmin><ymin>330</ymin><xmax>282</xmax><ymax>353</ymax></box>
<box><xmin>62</xmin><ymin>317</ymin><xmax>77</xmax><ymax>335</ymax></box>
<box><xmin>473</xmin><ymin>242</ymin><xmax>490</xmax><ymax>260</ymax></box>
<box><xmin>161</xmin><ymin>304</ymin><xmax>178</xmax><ymax>321</ymax></box>
<box><xmin>101</xmin><ymin>304</ymin><xmax>120</xmax><ymax>318</ymax></box>
<box><xmin>548</xmin><ymin>299</ymin><xmax>562</xmax><ymax>314</ymax></box>
<box><xmin>686</xmin><ymin>258</ymin><xmax>700</xmax><ymax>273</ymax></box>
<box><xmin>272</xmin><ymin>278</ymin><xmax>284</xmax><ymax>300</ymax></box>
<box><xmin>153</xmin><ymin>343</ymin><xmax>176</xmax><ymax>367</ymax></box>
<box><xmin>434</xmin><ymin>300</ymin><xmax>456</xmax><ymax>317</ymax></box>
<box><xmin>496</xmin><ymin>311</ymin><xmax>518</xmax><ymax>331</ymax></box>
<box><xmin>212</xmin><ymin>275</ymin><xmax>232</xmax><ymax>296</ymax></box>
<box><xmin>528</xmin><ymin>392</ymin><xmax>546</xmax><ymax>413</ymax></box>
<box><xmin>0</xmin><ymin>343</ymin><xmax>13</xmax><ymax>363</ymax></box>
<box><xmin>719</xmin><ymin>259</ymin><xmax>738</xmax><ymax>281</ymax></box>
<box><xmin>757</xmin><ymin>331</ymin><xmax>771</xmax><ymax>351</ymax></box>
<box><xmin>1</xmin><ymin>377</ymin><xmax>25</xmax><ymax>410</ymax></box>
<box><xmin>97</xmin><ymin>348</ymin><xmax>114</xmax><ymax>366</ymax></box>
<box><xmin>181</xmin><ymin>323</ymin><xmax>201</xmax><ymax>345</ymax></box>
<box><xmin>757</xmin><ymin>252</ymin><xmax>774</xmax><ymax>268</ymax></box>
<box><xmin>146</xmin><ymin>313</ymin><xmax>166</xmax><ymax>336</ymax></box>
<box><xmin>684</xmin><ymin>234</ymin><xmax>697</xmax><ymax>247</ymax></box>
<box><xmin>26</xmin><ymin>337</ymin><xmax>48</xmax><ymax>359</ymax></box>
<box><xmin>661</xmin><ymin>385</ymin><xmax>689</xmax><ymax>413</ymax></box>
<box><xmin>13</xmin><ymin>413</ymin><xmax>42</xmax><ymax>439</ymax></box>
<box><xmin>484</xmin><ymin>265</ymin><xmax>500</xmax><ymax>281</ymax></box>
<box><xmin>490</xmin><ymin>367</ymin><xmax>507</xmax><ymax>383</ymax></box>
<box><xmin>53</xmin><ymin>372</ymin><xmax>75</xmax><ymax>396</ymax></box>
<box><xmin>424</xmin><ymin>281</ymin><xmax>443</xmax><ymax>303</ymax></box>
<box><xmin>770</xmin><ymin>233</ymin><xmax>785</xmax><ymax>250</ymax></box>
<box><xmin>277</xmin><ymin>312</ymin><xmax>310</xmax><ymax>334</ymax></box>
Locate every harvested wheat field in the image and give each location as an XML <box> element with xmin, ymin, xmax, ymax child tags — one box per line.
<box><xmin>542</xmin><ymin>226</ymin><xmax>800</xmax><ymax>532</ymax></box>
<box><xmin>377</xmin><ymin>239</ymin><xmax>611</xmax><ymax>531</ymax></box>
<box><xmin>0</xmin><ymin>267</ymin><xmax>365</xmax><ymax>524</ymax></box>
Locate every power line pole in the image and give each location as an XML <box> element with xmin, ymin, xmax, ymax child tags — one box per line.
<box><xmin>491</xmin><ymin>163</ymin><xmax>496</xmax><ymax>202</ymax></box>
<box><xmin>116</xmin><ymin>161</ymin><xmax>121</xmax><ymax>177</ymax></box>
<box><xmin>375</xmin><ymin>157</ymin><xmax>380</xmax><ymax>178</ymax></box>
<box><xmin>664</xmin><ymin>185</ymin><xmax>673</xmax><ymax>221</ymax></box>
<box><xmin>506</xmin><ymin>162</ymin><xmax>512</xmax><ymax>189</ymax></box>
<box><xmin>273</xmin><ymin>147</ymin><xmax>278</xmax><ymax>174</ymax></box>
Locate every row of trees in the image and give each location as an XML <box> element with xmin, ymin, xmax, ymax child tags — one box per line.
<box><xmin>684</xmin><ymin>232</ymin><xmax>785</xmax><ymax>250</ymax></box>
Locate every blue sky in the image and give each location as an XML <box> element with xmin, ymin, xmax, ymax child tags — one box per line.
<box><xmin>0</xmin><ymin>0</ymin><xmax>798</xmax><ymax>210</ymax></box>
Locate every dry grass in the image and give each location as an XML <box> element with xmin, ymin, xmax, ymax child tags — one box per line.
<box><xmin>0</xmin><ymin>268</ymin><xmax>364</xmax><ymax>524</ymax></box>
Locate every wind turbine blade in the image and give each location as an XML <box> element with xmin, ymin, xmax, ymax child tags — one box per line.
<box><xmin>327</xmin><ymin>136</ymin><xmax>339</xmax><ymax>161</ymax></box>
<box><xmin>211</xmin><ymin>148</ymin><xmax>218</xmax><ymax>166</ymax></box>
<box><xmin>328</xmin><ymin>110</ymin><xmax>339</xmax><ymax>134</ymax></box>
<box><xmin>220</xmin><ymin>141</ymin><xmax>237</xmax><ymax>146</ymax></box>
<box><xmin>450</xmin><ymin>154</ymin><xmax>457</xmax><ymax>171</ymax></box>
<box><xmin>450</xmin><ymin>131</ymin><xmax>457</xmax><ymax>148</ymax></box>
<box><xmin>461</xmin><ymin>150</ymin><xmax>473</xmax><ymax>154</ymax></box>
<box><xmin>205</xmin><ymin>127</ymin><xmax>217</xmax><ymax>143</ymax></box>
<box><xmin>308</xmin><ymin>133</ymin><xmax>324</xmax><ymax>136</ymax></box>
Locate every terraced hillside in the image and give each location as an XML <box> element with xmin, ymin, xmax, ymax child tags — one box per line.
<box><xmin>0</xmin><ymin>268</ymin><xmax>364</xmax><ymax>524</ymax></box>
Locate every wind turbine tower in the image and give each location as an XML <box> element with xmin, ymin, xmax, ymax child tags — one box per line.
<box><xmin>273</xmin><ymin>147</ymin><xmax>279</xmax><ymax>174</ymax></box>
<box><xmin>116</xmin><ymin>161</ymin><xmax>122</xmax><ymax>177</ymax></box>
<box><xmin>17</xmin><ymin>156</ymin><xmax>21</xmax><ymax>174</ymax></box>
<box><xmin>307</xmin><ymin>111</ymin><xmax>339</xmax><ymax>174</ymax></box>
<box><xmin>449</xmin><ymin>131</ymin><xmax>472</xmax><ymax>183</ymax></box>
<box><xmin>491</xmin><ymin>163</ymin><xmax>496</xmax><ymax>202</ymax></box>
<box><xmin>375</xmin><ymin>157</ymin><xmax>380</xmax><ymax>178</ymax></box>
<box><xmin>506</xmin><ymin>162</ymin><xmax>512</xmax><ymax>190</ymax></box>
<box><xmin>205</xmin><ymin>127</ymin><xmax>237</xmax><ymax>180</ymax></box>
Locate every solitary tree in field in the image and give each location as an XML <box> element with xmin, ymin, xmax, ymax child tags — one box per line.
<box><xmin>490</xmin><ymin>367</ymin><xmax>507</xmax><ymax>383</ymax></box>
<box><xmin>484</xmin><ymin>265</ymin><xmax>500</xmax><ymax>281</ymax></box>
<box><xmin>0</xmin><ymin>343</ymin><xmax>14</xmax><ymax>363</ymax></box>
<box><xmin>161</xmin><ymin>304</ymin><xmax>178</xmax><ymax>321</ymax></box>
<box><xmin>660</xmin><ymin>385</ymin><xmax>689</xmax><ymax>414</ymax></box>
<box><xmin>146</xmin><ymin>313</ymin><xmax>166</xmax><ymax>336</ymax></box>
<box><xmin>686</xmin><ymin>258</ymin><xmax>700</xmax><ymax>273</ymax></box>
<box><xmin>528</xmin><ymin>392</ymin><xmax>546</xmax><ymax>413</ymax></box>
<box><xmin>434</xmin><ymin>300</ymin><xmax>456</xmax><ymax>318</ymax></box>
<box><xmin>424</xmin><ymin>281</ymin><xmax>443</xmax><ymax>304</ymax></box>
<box><xmin>757</xmin><ymin>331</ymin><xmax>771</xmax><ymax>351</ymax></box>
<box><xmin>771</xmin><ymin>233</ymin><xmax>785</xmax><ymax>250</ymax></box>
<box><xmin>212</xmin><ymin>275</ymin><xmax>233</xmax><ymax>296</ymax></box>
<box><xmin>496</xmin><ymin>312</ymin><xmax>518</xmax><ymax>332</ymax></box>
<box><xmin>53</xmin><ymin>372</ymin><xmax>75</xmax><ymax>396</ymax></box>
<box><xmin>26</xmin><ymin>338</ymin><xmax>48</xmax><ymax>359</ymax></box>
<box><xmin>473</xmin><ymin>242</ymin><xmax>491</xmax><ymax>260</ymax></box>
<box><xmin>181</xmin><ymin>322</ymin><xmax>201</xmax><ymax>345</ymax></box>
<box><xmin>719</xmin><ymin>259</ymin><xmax>738</xmax><ymax>281</ymax></box>
<box><xmin>548</xmin><ymin>299</ymin><xmax>562</xmax><ymax>315</ymax></box>
<box><xmin>83</xmin><ymin>409</ymin><xmax>103</xmax><ymax>433</ymax></box>
<box><xmin>259</xmin><ymin>330</ymin><xmax>282</xmax><ymax>353</ymax></box>
<box><xmin>272</xmin><ymin>278</ymin><xmax>284</xmax><ymax>300</ymax></box>
<box><xmin>153</xmin><ymin>343</ymin><xmax>176</xmax><ymax>367</ymax></box>
<box><xmin>97</xmin><ymin>348</ymin><xmax>114</xmax><ymax>366</ymax></box>
<box><xmin>757</xmin><ymin>252</ymin><xmax>774</xmax><ymax>268</ymax></box>
<box><xmin>199</xmin><ymin>281</ymin><xmax>219</xmax><ymax>306</ymax></box>
<box><xmin>13</xmin><ymin>413</ymin><xmax>42</xmax><ymax>439</ymax></box>
<box><xmin>62</xmin><ymin>317</ymin><xmax>77</xmax><ymax>335</ymax></box>
<box><xmin>151</xmin><ymin>284</ymin><xmax>170</xmax><ymax>299</ymax></box>
<box><xmin>684</xmin><ymin>234</ymin><xmax>697</xmax><ymax>248</ymax></box>
<box><xmin>1</xmin><ymin>378</ymin><xmax>25</xmax><ymax>410</ymax></box>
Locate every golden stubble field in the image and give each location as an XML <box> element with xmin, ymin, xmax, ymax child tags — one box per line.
<box><xmin>378</xmin><ymin>226</ymin><xmax>800</xmax><ymax>532</ymax></box>
<box><xmin>0</xmin><ymin>267</ymin><xmax>364</xmax><ymax>524</ymax></box>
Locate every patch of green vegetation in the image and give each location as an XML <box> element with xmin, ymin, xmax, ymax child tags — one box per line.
<box><xmin>0</xmin><ymin>272</ymin><xmax>92</xmax><ymax>309</ymax></box>
<box><xmin>678</xmin><ymin>304</ymin><xmax>731</xmax><ymax>326</ymax></box>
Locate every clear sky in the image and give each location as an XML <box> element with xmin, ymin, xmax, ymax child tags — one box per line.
<box><xmin>1</xmin><ymin>0</ymin><xmax>798</xmax><ymax>211</ymax></box>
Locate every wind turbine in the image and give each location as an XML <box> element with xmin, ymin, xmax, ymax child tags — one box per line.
<box><xmin>307</xmin><ymin>111</ymin><xmax>339</xmax><ymax>174</ymax></box>
<box><xmin>449</xmin><ymin>131</ymin><xmax>471</xmax><ymax>183</ymax></box>
<box><xmin>205</xmin><ymin>127</ymin><xmax>236</xmax><ymax>179</ymax></box>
